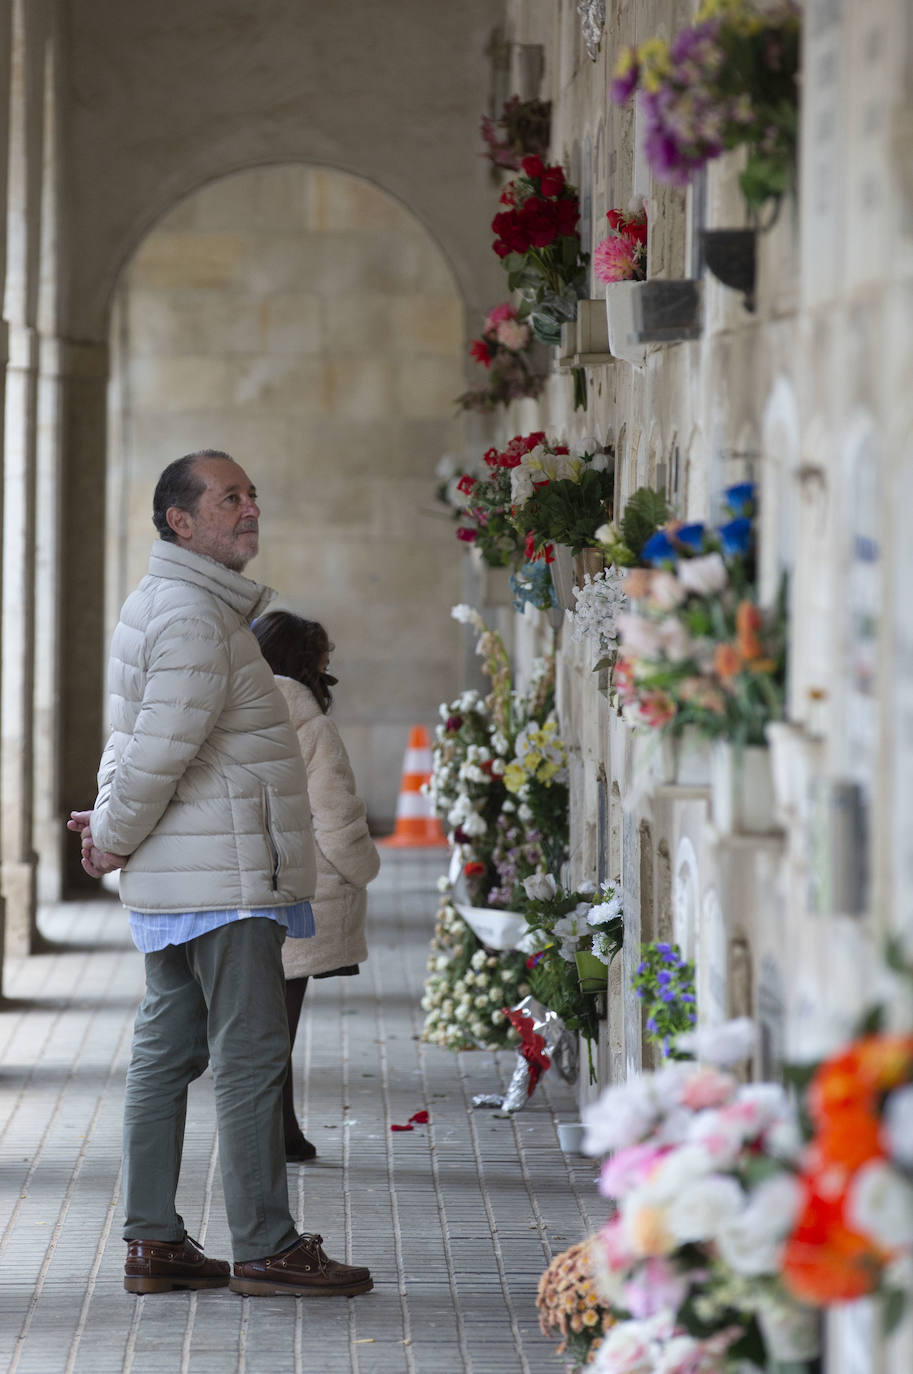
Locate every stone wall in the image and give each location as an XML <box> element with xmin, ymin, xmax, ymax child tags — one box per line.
<box><xmin>107</xmin><ymin>164</ymin><xmax>470</xmax><ymax>829</ymax></box>
<box><xmin>479</xmin><ymin>2</ymin><xmax>913</xmax><ymax>1366</ymax></box>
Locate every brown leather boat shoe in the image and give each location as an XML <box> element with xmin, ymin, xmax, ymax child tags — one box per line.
<box><xmin>230</xmin><ymin>1232</ymin><xmax>373</xmax><ymax>1297</ymax></box>
<box><xmin>124</xmin><ymin>1232</ymin><xmax>230</xmax><ymax>1294</ymax></box>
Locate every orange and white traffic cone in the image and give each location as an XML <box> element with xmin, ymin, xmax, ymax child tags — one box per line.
<box><xmin>379</xmin><ymin>724</ymin><xmax>448</xmax><ymax>848</ymax></box>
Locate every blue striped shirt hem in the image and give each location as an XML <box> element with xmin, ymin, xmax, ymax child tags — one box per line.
<box><xmin>128</xmin><ymin>901</ymin><xmax>315</xmax><ymax>954</ymax></box>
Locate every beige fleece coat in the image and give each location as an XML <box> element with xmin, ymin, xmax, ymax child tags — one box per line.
<box><xmin>275</xmin><ymin>676</ymin><xmax>380</xmax><ymax>978</ymax></box>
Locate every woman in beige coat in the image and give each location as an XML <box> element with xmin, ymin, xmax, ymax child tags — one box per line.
<box><xmin>253</xmin><ymin>611</ymin><xmax>380</xmax><ymax>1161</ymax></box>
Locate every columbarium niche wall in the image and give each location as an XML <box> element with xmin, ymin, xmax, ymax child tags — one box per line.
<box><xmin>107</xmin><ymin>164</ymin><xmax>468</xmax><ymax>830</ymax></box>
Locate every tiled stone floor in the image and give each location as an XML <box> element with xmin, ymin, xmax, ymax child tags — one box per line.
<box><xmin>0</xmin><ymin>851</ymin><xmax>601</xmax><ymax>1373</ymax></box>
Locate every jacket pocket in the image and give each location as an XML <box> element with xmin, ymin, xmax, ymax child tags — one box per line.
<box><xmin>261</xmin><ymin>787</ymin><xmax>281</xmax><ymax>892</ymax></box>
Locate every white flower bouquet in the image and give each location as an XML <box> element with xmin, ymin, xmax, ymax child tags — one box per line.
<box><xmin>581</xmin><ymin>1045</ymin><xmax>817</xmax><ymax>1372</ymax></box>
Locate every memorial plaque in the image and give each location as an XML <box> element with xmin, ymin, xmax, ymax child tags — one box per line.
<box><xmin>581</xmin><ymin>134</ymin><xmax>593</xmax><ymax>265</ymax></box>
<box><xmin>845</xmin><ymin>422</ymin><xmax>881</xmax><ymax>797</ymax></box>
<box><xmin>622</xmin><ymin>809</ymin><xmax>642</xmax><ymax>1077</ymax></box>
<box><xmin>673</xmin><ymin>836</ymin><xmax>699</xmax><ymax>959</ymax></box>
<box><xmin>844</xmin><ymin>4</ymin><xmax>896</xmax><ymax>290</ymax></box>
<box><xmin>801</xmin><ymin>0</ymin><xmax>845</xmax><ymax>306</ymax></box>
<box><xmin>698</xmin><ymin>888</ymin><xmax>727</xmax><ymax>1025</ymax></box>
<box><xmin>758</xmin><ymin>953</ymin><xmax>785</xmax><ymax>1078</ymax></box>
<box><xmin>893</xmin><ymin>447</ymin><xmax>913</xmax><ymax>943</ymax></box>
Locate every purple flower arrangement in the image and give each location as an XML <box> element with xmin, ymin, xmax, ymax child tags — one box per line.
<box><xmin>610</xmin><ymin>1</ymin><xmax>800</xmax><ymax>213</ymax></box>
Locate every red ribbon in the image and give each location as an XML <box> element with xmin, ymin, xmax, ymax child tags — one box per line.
<box><xmin>505</xmin><ymin>1007</ymin><xmax>551</xmax><ymax>1095</ymax></box>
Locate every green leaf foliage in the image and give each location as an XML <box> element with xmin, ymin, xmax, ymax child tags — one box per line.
<box><xmin>619</xmin><ymin>486</ymin><xmax>670</xmax><ymax>560</ymax></box>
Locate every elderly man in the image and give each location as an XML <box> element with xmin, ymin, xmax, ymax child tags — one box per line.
<box><xmin>69</xmin><ymin>449</ymin><xmax>371</xmax><ymax>1299</ymax></box>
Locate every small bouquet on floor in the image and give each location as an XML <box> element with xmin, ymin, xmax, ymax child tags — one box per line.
<box><xmin>582</xmin><ymin>1026</ymin><xmax>820</xmax><ymax>1372</ymax></box>
<box><xmin>457</xmin><ymin>303</ymin><xmax>547</xmax><ymax>412</ymax></box>
<box><xmin>537</xmin><ymin>1237</ymin><xmax>616</xmax><ymax>1370</ymax></box>
<box><xmin>420</xmin><ymin>883</ymin><xmax>528</xmax><ymax>1051</ymax></box>
<box><xmin>593</xmin><ymin>206</ymin><xmax>648</xmax><ymax>285</ymax></box>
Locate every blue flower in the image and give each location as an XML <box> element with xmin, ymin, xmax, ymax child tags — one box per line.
<box><xmin>661</xmin><ymin>947</ymin><xmax>679</xmax><ymax>964</ymax></box>
<box><xmin>718</xmin><ymin>516</ymin><xmax>753</xmax><ymax>556</ymax></box>
<box><xmin>681</xmin><ymin>993</ymin><xmax>696</xmax><ymax>1003</ymax></box>
<box><xmin>724</xmin><ymin>482</ymin><xmax>756</xmax><ymax>517</ymax></box>
<box><xmin>656</xmin><ymin>970</ymin><xmax>672</xmax><ymax>986</ymax></box>
<box><xmin>642</xmin><ymin>530</ymin><xmax>678</xmax><ymax>567</ymax></box>
<box><xmin>661</xmin><ymin>990</ymin><xmax>676</xmax><ymax>1003</ymax></box>
<box><xmin>655</xmin><ymin>942</ymin><xmax>672</xmax><ymax>955</ymax></box>
<box><xmin>688</xmin><ymin>1012</ymin><xmax>697</xmax><ymax>1023</ymax></box>
<box><xmin>646</xmin><ymin>1017</ymin><xmax>658</xmax><ymax>1034</ymax></box>
<box><xmin>662</xmin><ymin>1036</ymin><xmax>670</xmax><ymax>1056</ymax></box>
<box><xmin>636</xmin><ymin>961</ymin><xmax>648</xmax><ymax>975</ymax></box>
<box><xmin>675</xmin><ymin>523</ymin><xmax>706</xmax><ymax>552</ymax></box>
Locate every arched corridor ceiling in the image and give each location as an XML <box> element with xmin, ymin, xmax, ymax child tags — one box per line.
<box><xmin>62</xmin><ymin>0</ymin><xmax>506</xmax><ymax>334</ymax></box>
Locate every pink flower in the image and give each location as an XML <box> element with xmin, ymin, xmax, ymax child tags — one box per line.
<box><xmin>594</xmin><ymin>234</ymin><xmax>639</xmax><ymax>283</ymax></box>
<box><xmin>601</xmin><ymin>1143</ymin><xmax>671</xmax><ymax>1199</ymax></box>
<box><xmin>622</xmin><ymin>1256</ymin><xmax>689</xmax><ymax>1319</ymax></box>
<box><xmin>495</xmin><ymin>318</ymin><xmax>530</xmax><ymax>351</ymax></box>
<box><xmin>485</xmin><ymin>302</ymin><xmax>516</xmax><ymax>329</ymax></box>
<box><xmin>679</xmin><ymin>1066</ymin><xmax>735</xmax><ymax>1111</ymax></box>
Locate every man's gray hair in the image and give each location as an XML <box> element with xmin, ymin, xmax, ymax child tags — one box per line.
<box><xmin>152</xmin><ymin>449</ymin><xmax>234</xmax><ymax>541</ymax></box>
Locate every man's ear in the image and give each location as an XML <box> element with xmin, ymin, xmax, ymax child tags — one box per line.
<box><xmin>166</xmin><ymin>505</ymin><xmax>193</xmax><ymax>540</ymax></box>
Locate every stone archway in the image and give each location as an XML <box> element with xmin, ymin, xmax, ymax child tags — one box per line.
<box><xmin>105</xmin><ymin>163</ymin><xmax>469</xmax><ymax>830</ymax></box>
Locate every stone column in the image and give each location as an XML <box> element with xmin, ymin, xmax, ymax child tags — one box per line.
<box><xmin>57</xmin><ymin>343</ymin><xmax>109</xmax><ymax>896</ymax></box>
<box><xmin>1</xmin><ymin>322</ymin><xmax>39</xmax><ymax>952</ymax></box>
<box><xmin>1</xmin><ymin>0</ymin><xmax>48</xmax><ymax>952</ymax></box>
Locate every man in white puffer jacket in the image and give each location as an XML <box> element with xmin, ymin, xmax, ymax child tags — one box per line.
<box><xmin>68</xmin><ymin>450</ymin><xmax>372</xmax><ymax>1300</ymax></box>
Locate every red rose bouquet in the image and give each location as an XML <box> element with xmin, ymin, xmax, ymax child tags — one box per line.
<box><xmin>491</xmin><ymin>155</ymin><xmax>588</xmax><ymax>349</ymax></box>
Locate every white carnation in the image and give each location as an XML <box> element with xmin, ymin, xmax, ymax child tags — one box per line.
<box><xmin>847</xmin><ymin>1160</ymin><xmax>913</xmax><ymax>1249</ymax></box>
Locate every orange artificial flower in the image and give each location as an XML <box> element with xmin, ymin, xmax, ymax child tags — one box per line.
<box><xmin>782</xmin><ymin>1177</ymin><xmax>886</xmax><ymax>1305</ymax></box>
<box><xmin>713</xmin><ymin>642</ymin><xmax>743</xmax><ymax>680</ymax></box>
<box><xmin>735</xmin><ymin>600</ymin><xmax>763</xmax><ymax>660</ymax></box>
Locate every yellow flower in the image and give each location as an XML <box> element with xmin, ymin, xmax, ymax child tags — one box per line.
<box><xmin>503</xmin><ymin>761</ymin><xmax>527</xmax><ymax>794</ymax></box>
<box><xmin>537</xmin><ymin>760</ymin><xmax>559</xmax><ymax>783</ymax></box>
<box><xmin>637</xmin><ymin>36</ymin><xmax>670</xmax><ymax>91</ymax></box>
<box><xmin>612</xmin><ymin>44</ymin><xmax>638</xmax><ymax>79</ymax></box>
<box><xmin>582</xmin><ymin>1309</ymin><xmax>599</xmax><ymax>1327</ymax></box>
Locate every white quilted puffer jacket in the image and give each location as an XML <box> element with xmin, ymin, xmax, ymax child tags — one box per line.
<box><xmin>90</xmin><ymin>541</ymin><xmax>317</xmax><ymax>913</ymax></box>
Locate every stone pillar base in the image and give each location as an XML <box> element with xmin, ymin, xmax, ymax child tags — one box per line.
<box><xmin>3</xmin><ymin>858</ymin><xmax>39</xmax><ymax>956</ymax></box>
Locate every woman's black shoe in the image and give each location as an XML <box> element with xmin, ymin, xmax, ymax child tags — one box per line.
<box><xmin>285</xmin><ymin>1133</ymin><xmax>317</xmax><ymax>1162</ymax></box>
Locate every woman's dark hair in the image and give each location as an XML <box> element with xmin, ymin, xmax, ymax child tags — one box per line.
<box><xmin>252</xmin><ymin>610</ymin><xmax>334</xmax><ymax>714</ymax></box>
<box><xmin>152</xmin><ymin>449</ymin><xmax>234</xmax><ymax>541</ymax></box>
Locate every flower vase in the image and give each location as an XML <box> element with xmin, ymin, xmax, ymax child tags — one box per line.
<box><xmin>574</xmin><ymin>949</ymin><xmax>607</xmax><ymax>993</ymax></box>
<box><xmin>605</xmin><ymin>281</ymin><xmax>648</xmax><ymax>366</ymax></box>
<box><xmin>573</xmin><ymin>547</ymin><xmax>606</xmax><ymax>586</ymax></box>
<box><xmin>467</xmin><ymin>543</ymin><xmax>514</xmax><ymax>607</ymax></box>
<box><xmin>756</xmin><ymin>1299</ymin><xmax>820</xmax><ymax>1367</ymax></box>
<box><xmin>549</xmin><ymin>544</ymin><xmax>576</xmax><ymax>612</ymax></box>
<box><xmin>700</xmin><ymin>228</ymin><xmax>757</xmax><ymax>311</ymax></box>
<box><xmin>667</xmin><ymin>726</ymin><xmax>712</xmax><ymax>787</ymax></box>
<box><xmin>710</xmin><ymin>742</ymin><xmax>778</xmax><ymax>835</ymax></box>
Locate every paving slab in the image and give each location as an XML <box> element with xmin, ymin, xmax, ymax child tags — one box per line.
<box><xmin>0</xmin><ymin>851</ymin><xmax>602</xmax><ymax>1374</ymax></box>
